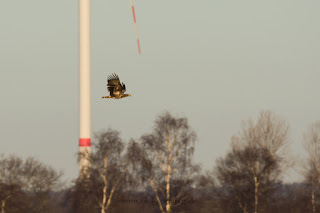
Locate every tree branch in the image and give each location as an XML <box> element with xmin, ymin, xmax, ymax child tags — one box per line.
<box><xmin>150</xmin><ymin>177</ymin><xmax>165</xmax><ymax>213</ymax></box>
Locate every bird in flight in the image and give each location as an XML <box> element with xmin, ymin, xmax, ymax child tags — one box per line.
<box><xmin>102</xmin><ymin>73</ymin><xmax>131</xmax><ymax>99</ymax></box>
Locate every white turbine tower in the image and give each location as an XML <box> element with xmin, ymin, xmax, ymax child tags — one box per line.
<box><xmin>79</xmin><ymin>0</ymin><xmax>91</xmax><ymax>177</ymax></box>
<box><xmin>78</xmin><ymin>0</ymin><xmax>141</xmax><ymax>177</ymax></box>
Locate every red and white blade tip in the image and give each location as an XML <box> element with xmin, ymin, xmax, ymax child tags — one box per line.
<box><xmin>130</xmin><ymin>0</ymin><xmax>141</xmax><ymax>55</ymax></box>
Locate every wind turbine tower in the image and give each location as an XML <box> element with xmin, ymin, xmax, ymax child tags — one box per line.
<box><xmin>78</xmin><ymin>0</ymin><xmax>141</xmax><ymax>177</ymax></box>
<box><xmin>79</xmin><ymin>0</ymin><xmax>91</xmax><ymax>176</ymax></box>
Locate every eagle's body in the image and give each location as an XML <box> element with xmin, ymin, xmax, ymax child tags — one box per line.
<box><xmin>102</xmin><ymin>73</ymin><xmax>131</xmax><ymax>99</ymax></box>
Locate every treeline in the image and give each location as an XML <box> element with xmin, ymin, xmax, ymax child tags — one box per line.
<box><xmin>1</xmin><ymin>111</ymin><xmax>320</xmax><ymax>213</ymax></box>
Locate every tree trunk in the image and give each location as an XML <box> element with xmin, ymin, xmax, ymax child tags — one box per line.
<box><xmin>254</xmin><ymin>176</ymin><xmax>259</xmax><ymax>213</ymax></box>
<box><xmin>150</xmin><ymin>178</ymin><xmax>165</xmax><ymax>213</ymax></box>
<box><xmin>312</xmin><ymin>180</ymin><xmax>316</xmax><ymax>213</ymax></box>
<box><xmin>101</xmin><ymin>205</ymin><xmax>106</xmax><ymax>213</ymax></box>
<box><xmin>101</xmin><ymin>184</ymin><xmax>107</xmax><ymax>213</ymax></box>
<box><xmin>100</xmin><ymin>156</ymin><xmax>108</xmax><ymax>213</ymax></box>
<box><xmin>166</xmin><ymin>164</ymin><xmax>171</xmax><ymax>213</ymax></box>
<box><xmin>1</xmin><ymin>200</ymin><xmax>5</xmax><ymax>213</ymax></box>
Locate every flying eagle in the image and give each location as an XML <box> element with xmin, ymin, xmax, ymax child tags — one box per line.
<box><xmin>102</xmin><ymin>73</ymin><xmax>131</xmax><ymax>99</ymax></box>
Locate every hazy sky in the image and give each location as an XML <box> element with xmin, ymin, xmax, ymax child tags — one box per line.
<box><xmin>1</xmin><ymin>0</ymin><xmax>319</xmax><ymax>184</ymax></box>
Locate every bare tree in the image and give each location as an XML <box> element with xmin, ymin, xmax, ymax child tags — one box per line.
<box><xmin>212</xmin><ymin>110</ymin><xmax>289</xmax><ymax>213</ymax></box>
<box><xmin>24</xmin><ymin>157</ymin><xmax>63</xmax><ymax>213</ymax></box>
<box><xmin>231</xmin><ymin>110</ymin><xmax>291</xmax><ymax>175</ymax></box>
<box><xmin>232</xmin><ymin>111</ymin><xmax>289</xmax><ymax>154</ymax></box>
<box><xmin>0</xmin><ymin>155</ymin><xmax>62</xmax><ymax>213</ymax></box>
<box><xmin>78</xmin><ymin>129</ymin><xmax>131</xmax><ymax>213</ymax></box>
<box><xmin>0</xmin><ymin>155</ymin><xmax>24</xmax><ymax>213</ymax></box>
<box><xmin>215</xmin><ymin>146</ymin><xmax>280</xmax><ymax>213</ymax></box>
<box><xmin>303</xmin><ymin>121</ymin><xmax>320</xmax><ymax>213</ymax></box>
<box><xmin>132</xmin><ymin>112</ymin><xmax>200</xmax><ymax>213</ymax></box>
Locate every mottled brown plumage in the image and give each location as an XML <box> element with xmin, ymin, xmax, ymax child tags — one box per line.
<box><xmin>102</xmin><ymin>73</ymin><xmax>131</xmax><ymax>99</ymax></box>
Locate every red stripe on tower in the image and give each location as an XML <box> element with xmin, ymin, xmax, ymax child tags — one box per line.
<box><xmin>79</xmin><ymin>138</ymin><xmax>91</xmax><ymax>147</ymax></box>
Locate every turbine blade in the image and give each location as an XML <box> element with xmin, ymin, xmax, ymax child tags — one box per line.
<box><xmin>129</xmin><ymin>0</ymin><xmax>141</xmax><ymax>55</ymax></box>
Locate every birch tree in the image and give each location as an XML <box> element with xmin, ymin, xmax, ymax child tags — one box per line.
<box><xmin>231</xmin><ymin>110</ymin><xmax>291</xmax><ymax>191</ymax></box>
<box><xmin>213</xmin><ymin>110</ymin><xmax>288</xmax><ymax>213</ymax></box>
<box><xmin>215</xmin><ymin>146</ymin><xmax>280</xmax><ymax>213</ymax></box>
<box><xmin>303</xmin><ymin>121</ymin><xmax>320</xmax><ymax>213</ymax></box>
<box><xmin>232</xmin><ymin>110</ymin><xmax>290</xmax><ymax>160</ymax></box>
<box><xmin>134</xmin><ymin>112</ymin><xmax>199</xmax><ymax>213</ymax></box>
<box><xmin>77</xmin><ymin>129</ymin><xmax>131</xmax><ymax>213</ymax></box>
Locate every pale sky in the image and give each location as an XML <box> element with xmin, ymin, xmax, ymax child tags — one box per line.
<box><xmin>0</xmin><ymin>0</ymin><xmax>319</xmax><ymax>184</ymax></box>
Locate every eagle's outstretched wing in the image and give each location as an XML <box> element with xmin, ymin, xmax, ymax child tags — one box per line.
<box><xmin>107</xmin><ymin>73</ymin><xmax>121</xmax><ymax>95</ymax></box>
<box><xmin>107</xmin><ymin>73</ymin><xmax>121</xmax><ymax>87</ymax></box>
<box><xmin>121</xmin><ymin>83</ymin><xmax>126</xmax><ymax>93</ymax></box>
<box><xmin>104</xmin><ymin>73</ymin><xmax>129</xmax><ymax>99</ymax></box>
